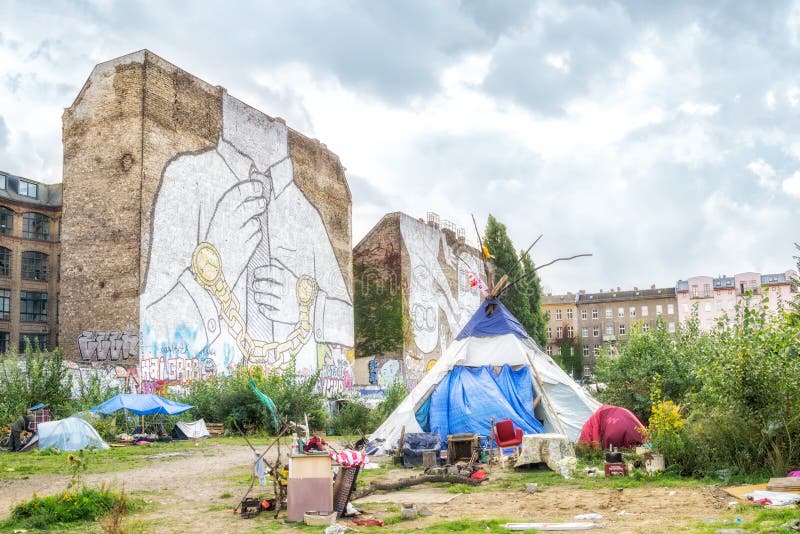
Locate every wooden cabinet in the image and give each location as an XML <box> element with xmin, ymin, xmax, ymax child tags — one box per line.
<box><xmin>287</xmin><ymin>454</ymin><xmax>332</xmax><ymax>522</ymax></box>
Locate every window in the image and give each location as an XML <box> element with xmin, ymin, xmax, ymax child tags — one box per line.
<box><xmin>566</xmin><ymin>308</ymin><xmax>573</xmax><ymax>319</ymax></box>
<box><xmin>0</xmin><ymin>207</ymin><xmax>12</xmax><ymax>234</ymax></box>
<box><xmin>0</xmin><ymin>331</ymin><xmax>8</xmax><ymax>353</ymax></box>
<box><xmin>0</xmin><ymin>289</ymin><xmax>9</xmax><ymax>320</ymax></box>
<box><xmin>618</xmin><ymin>307</ymin><xmax>624</xmax><ymax>318</ymax></box>
<box><xmin>668</xmin><ymin>322</ymin><xmax>676</xmax><ymax>333</ymax></box>
<box><xmin>583</xmin><ymin>345</ymin><xmax>589</xmax><ymax>356</ymax></box>
<box><xmin>656</xmin><ymin>304</ymin><xmax>663</xmax><ymax>315</ymax></box>
<box><xmin>703</xmin><ymin>284</ymin><xmax>711</xmax><ymax>297</ymax></box>
<box><xmin>0</xmin><ymin>173</ymin><xmax>6</xmax><ymax>190</ymax></box>
<box><xmin>691</xmin><ymin>285</ymin><xmax>699</xmax><ymax>298</ymax></box>
<box><xmin>20</xmin><ymin>291</ymin><xmax>47</xmax><ymax>322</ymax></box>
<box><xmin>704</xmin><ymin>302</ymin><xmax>711</xmax><ymax>312</ymax></box>
<box><xmin>592</xmin><ymin>326</ymin><xmax>599</xmax><ymax>337</ymax></box>
<box><xmin>716</xmin><ymin>300</ymin><xmax>722</xmax><ymax>311</ymax></box>
<box><xmin>556</xmin><ymin>327</ymin><xmax>563</xmax><ymax>339</ymax></box>
<box><xmin>629</xmin><ymin>306</ymin><xmax>636</xmax><ymax>317</ymax></box>
<box><xmin>19</xmin><ymin>334</ymin><xmax>47</xmax><ymax>352</ymax></box>
<box><xmin>567</xmin><ymin>326</ymin><xmax>574</xmax><ymax>338</ymax></box>
<box><xmin>583</xmin><ymin>365</ymin><xmax>592</xmax><ymax>376</ymax></box>
<box><xmin>0</xmin><ymin>247</ymin><xmax>9</xmax><ymax>276</ymax></box>
<box><xmin>682</xmin><ymin>303</ymin><xmax>689</xmax><ymax>313</ymax></box>
<box><xmin>581</xmin><ymin>327</ymin><xmax>588</xmax><ymax>338</ymax></box>
<box><xmin>641</xmin><ymin>305</ymin><xmax>649</xmax><ymax>316</ymax></box>
<box><xmin>581</xmin><ymin>309</ymin><xmax>587</xmax><ymax>320</ymax></box>
<box><xmin>18</xmin><ymin>180</ymin><xmax>38</xmax><ymax>198</ymax></box>
<box><xmin>642</xmin><ymin>323</ymin><xmax>650</xmax><ymax>332</ymax></box>
<box><xmin>605</xmin><ymin>325</ymin><xmax>614</xmax><ymax>336</ymax></box>
<box><xmin>619</xmin><ymin>324</ymin><xmax>626</xmax><ymax>335</ymax></box>
<box><xmin>22</xmin><ymin>213</ymin><xmax>49</xmax><ymax>240</ymax></box>
<box><xmin>555</xmin><ymin>309</ymin><xmax>562</xmax><ymax>320</ymax></box>
<box><xmin>547</xmin><ymin>327</ymin><xmax>552</xmax><ymax>340</ymax></box>
<box><xmin>546</xmin><ymin>345</ymin><xmax>552</xmax><ymax>356</ymax></box>
<box><xmin>593</xmin><ymin>345</ymin><xmax>600</xmax><ymax>356</ymax></box>
<box><xmin>750</xmin><ymin>280</ymin><xmax>757</xmax><ymax>289</ymax></box>
<box><xmin>592</xmin><ymin>308</ymin><xmax>598</xmax><ymax>319</ymax></box>
<box><xmin>569</xmin><ymin>346</ymin><xmax>575</xmax><ymax>356</ymax></box>
<box><xmin>605</xmin><ymin>308</ymin><xmax>612</xmax><ymax>319</ymax></box>
<box><xmin>21</xmin><ymin>251</ymin><xmax>49</xmax><ymax>281</ymax></box>
<box><xmin>667</xmin><ymin>304</ymin><xmax>674</xmax><ymax>315</ymax></box>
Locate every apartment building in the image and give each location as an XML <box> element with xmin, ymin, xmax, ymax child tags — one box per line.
<box><xmin>541</xmin><ymin>292</ymin><xmax>578</xmax><ymax>358</ymax></box>
<box><xmin>0</xmin><ymin>170</ymin><xmax>62</xmax><ymax>352</ymax></box>
<box><xmin>676</xmin><ymin>270</ymin><xmax>797</xmax><ymax>330</ymax></box>
<box><xmin>576</xmin><ymin>286</ymin><xmax>678</xmax><ymax>372</ymax></box>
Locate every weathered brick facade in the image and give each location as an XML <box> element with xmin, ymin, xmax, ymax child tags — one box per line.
<box><xmin>353</xmin><ymin>212</ymin><xmax>484</xmax><ymax>389</ymax></box>
<box><xmin>61</xmin><ymin>51</ymin><xmax>353</xmax><ymax>393</ymax></box>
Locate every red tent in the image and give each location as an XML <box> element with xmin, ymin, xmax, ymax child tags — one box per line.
<box><xmin>579</xmin><ymin>405</ymin><xmax>645</xmax><ymax>449</ymax></box>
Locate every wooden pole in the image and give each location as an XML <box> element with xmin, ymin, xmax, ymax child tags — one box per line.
<box><xmin>524</xmin><ymin>348</ymin><xmax>575</xmax><ymax>456</ymax></box>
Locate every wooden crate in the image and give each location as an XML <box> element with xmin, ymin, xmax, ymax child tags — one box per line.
<box><xmin>207</xmin><ymin>423</ymin><xmax>225</xmax><ymax>437</ymax></box>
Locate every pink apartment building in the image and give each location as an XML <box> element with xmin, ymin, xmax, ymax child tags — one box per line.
<box><xmin>675</xmin><ymin>270</ymin><xmax>797</xmax><ymax>330</ymax></box>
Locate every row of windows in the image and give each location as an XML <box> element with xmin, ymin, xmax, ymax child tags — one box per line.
<box><xmin>0</xmin><ymin>208</ymin><xmax>56</xmax><ymax>240</ymax></box>
<box><xmin>0</xmin><ymin>332</ymin><xmax>48</xmax><ymax>354</ymax></box>
<box><xmin>0</xmin><ymin>289</ymin><xmax>49</xmax><ymax>322</ymax></box>
<box><xmin>553</xmin><ymin>308</ymin><xmax>574</xmax><ymax>320</ymax></box>
<box><xmin>0</xmin><ymin>248</ymin><xmax>54</xmax><ymax>281</ymax></box>
<box><xmin>691</xmin><ymin>280</ymin><xmax>759</xmax><ymax>298</ymax></box>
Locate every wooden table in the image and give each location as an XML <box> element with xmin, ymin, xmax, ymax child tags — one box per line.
<box><xmin>287</xmin><ymin>454</ymin><xmax>332</xmax><ymax>522</ymax></box>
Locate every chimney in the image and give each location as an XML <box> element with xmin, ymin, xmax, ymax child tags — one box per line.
<box><xmin>599</xmin><ymin>289</ymin><xmax>603</xmax><ymax>293</ymax></box>
<box><xmin>651</xmin><ymin>284</ymin><xmax>656</xmax><ymax>289</ymax></box>
<box><xmin>579</xmin><ymin>289</ymin><xmax>586</xmax><ymax>294</ymax></box>
<box><xmin>633</xmin><ymin>286</ymin><xmax>638</xmax><ymax>291</ymax></box>
<box><xmin>616</xmin><ymin>286</ymin><xmax>620</xmax><ymax>292</ymax></box>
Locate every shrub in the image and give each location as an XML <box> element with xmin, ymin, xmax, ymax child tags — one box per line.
<box><xmin>0</xmin><ymin>345</ymin><xmax>72</xmax><ymax>423</ymax></box>
<box><xmin>372</xmin><ymin>380</ymin><xmax>408</xmax><ymax>425</ymax></box>
<box><xmin>330</xmin><ymin>402</ymin><xmax>373</xmax><ymax>435</ymax></box>
<box><xmin>2</xmin><ymin>486</ymin><xmax>131</xmax><ymax>529</ymax></box>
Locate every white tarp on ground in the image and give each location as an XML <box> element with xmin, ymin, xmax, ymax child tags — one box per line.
<box><xmin>37</xmin><ymin>417</ymin><xmax>109</xmax><ymax>451</ymax></box>
<box><xmin>370</xmin><ymin>333</ymin><xmax>600</xmax><ymax>453</ymax></box>
<box><xmin>176</xmin><ymin>419</ymin><xmax>210</xmax><ymax>439</ymax></box>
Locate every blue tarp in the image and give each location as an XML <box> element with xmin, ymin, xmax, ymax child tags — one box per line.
<box><xmin>90</xmin><ymin>394</ymin><xmax>193</xmax><ymax>416</ymax></box>
<box><xmin>426</xmin><ymin>365</ymin><xmax>544</xmax><ymax>447</ymax></box>
<box><xmin>455</xmin><ymin>299</ymin><xmax>528</xmax><ymax>340</ymax></box>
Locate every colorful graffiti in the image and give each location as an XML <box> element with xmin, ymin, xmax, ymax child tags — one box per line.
<box><xmin>138</xmin><ymin>91</ymin><xmax>353</xmax><ymax>387</ymax></box>
<box><xmin>315</xmin><ymin>344</ymin><xmax>355</xmax><ymax>397</ymax></box>
<box><xmin>77</xmin><ymin>326</ymin><xmax>139</xmax><ymax>361</ymax></box>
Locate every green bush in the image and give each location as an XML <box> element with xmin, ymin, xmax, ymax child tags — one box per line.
<box><xmin>330</xmin><ymin>401</ymin><xmax>373</xmax><ymax>435</ymax></box>
<box><xmin>0</xmin><ymin>344</ymin><xmax>72</xmax><ymax>424</ymax></box>
<box><xmin>1</xmin><ymin>486</ymin><xmax>131</xmax><ymax>530</ymax></box>
<box><xmin>372</xmin><ymin>380</ymin><xmax>408</xmax><ymax>425</ymax></box>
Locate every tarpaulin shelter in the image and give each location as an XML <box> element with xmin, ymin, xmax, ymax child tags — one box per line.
<box><xmin>370</xmin><ymin>300</ymin><xmax>600</xmax><ymax>453</ymax></box>
<box><xmin>578</xmin><ymin>405</ymin><xmax>645</xmax><ymax>450</ymax></box>
<box><xmin>37</xmin><ymin>417</ymin><xmax>109</xmax><ymax>451</ymax></box>
<box><xmin>90</xmin><ymin>394</ymin><xmax>193</xmax><ymax>415</ymax></box>
<box><xmin>171</xmin><ymin>419</ymin><xmax>211</xmax><ymax>440</ymax></box>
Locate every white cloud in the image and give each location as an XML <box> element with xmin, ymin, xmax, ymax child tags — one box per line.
<box><xmin>544</xmin><ymin>52</ymin><xmax>570</xmax><ymax>73</ymax></box>
<box><xmin>783</xmin><ymin>171</ymin><xmax>800</xmax><ymax>198</ymax></box>
<box><xmin>679</xmin><ymin>101</ymin><xmax>719</xmax><ymax>116</ymax></box>
<box><xmin>747</xmin><ymin>158</ymin><xmax>777</xmax><ymax>190</ymax></box>
<box><xmin>765</xmin><ymin>90</ymin><xmax>777</xmax><ymax>110</ymax></box>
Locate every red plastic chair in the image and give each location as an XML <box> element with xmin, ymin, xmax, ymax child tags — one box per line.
<box><xmin>493</xmin><ymin>419</ymin><xmax>523</xmax><ymax>455</ymax></box>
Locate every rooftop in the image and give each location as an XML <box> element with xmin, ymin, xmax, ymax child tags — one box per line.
<box><xmin>576</xmin><ymin>287</ymin><xmax>676</xmax><ymax>304</ymax></box>
<box><xmin>0</xmin><ymin>170</ymin><xmax>62</xmax><ymax>208</ymax></box>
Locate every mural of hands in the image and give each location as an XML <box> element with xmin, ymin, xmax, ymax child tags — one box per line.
<box><xmin>204</xmin><ymin>179</ymin><xmax>268</xmax><ymax>286</ymax></box>
<box><xmin>252</xmin><ymin>261</ymin><xmax>301</xmax><ymax>324</ymax></box>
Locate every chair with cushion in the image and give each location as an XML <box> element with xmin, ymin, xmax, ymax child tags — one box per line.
<box><xmin>493</xmin><ymin>419</ymin><xmax>523</xmax><ymax>456</ymax></box>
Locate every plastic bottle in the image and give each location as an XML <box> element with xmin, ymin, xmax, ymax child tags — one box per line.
<box><xmin>291</xmin><ymin>433</ymin><xmax>299</xmax><ymax>456</ymax></box>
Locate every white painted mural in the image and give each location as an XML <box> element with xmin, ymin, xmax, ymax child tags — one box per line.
<box><xmin>140</xmin><ymin>92</ymin><xmax>354</xmax><ymax>391</ymax></box>
<box><xmin>399</xmin><ymin>215</ymin><xmax>483</xmax><ymax>360</ymax></box>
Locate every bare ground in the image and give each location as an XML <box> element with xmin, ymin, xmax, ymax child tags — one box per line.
<box><xmin>0</xmin><ymin>442</ymin><xmax>734</xmax><ymax>533</ymax></box>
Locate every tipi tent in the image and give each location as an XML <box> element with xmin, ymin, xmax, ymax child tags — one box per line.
<box><xmin>37</xmin><ymin>417</ymin><xmax>109</xmax><ymax>451</ymax></box>
<box><xmin>370</xmin><ymin>299</ymin><xmax>600</xmax><ymax>452</ymax></box>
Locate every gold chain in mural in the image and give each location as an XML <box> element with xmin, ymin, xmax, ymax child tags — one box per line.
<box><xmin>191</xmin><ymin>242</ymin><xmax>317</xmax><ymax>366</ymax></box>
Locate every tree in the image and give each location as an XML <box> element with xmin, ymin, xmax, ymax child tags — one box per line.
<box><xmin>483</xmin><ymin>214</ymin><xmax>548</xmax><ymax>346</ymax></box>
<box><xmin>791</xmin><ymin>242</ymin><xmax>800</xmax><ymax>318</ymax></box>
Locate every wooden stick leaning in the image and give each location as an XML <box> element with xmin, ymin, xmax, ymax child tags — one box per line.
<box><xmin>524</xmin><ymin>350</ymin><xmax>575</xmax><ymax>457</ymax></box>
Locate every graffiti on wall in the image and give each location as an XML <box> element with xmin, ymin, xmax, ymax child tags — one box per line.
<box><xmin>399</xmin><ymin>215</ymin><xmax>482</xmax><ymax>387</ymax></box>
<box><xmin>77</xmin><ymin>326</ymin><xmax>139</xmax><ymax>361</ymax></box>
<box><xmin>65</xmin><ymin>361</ymin><xmax>140</xmax><ymax>396</ymax></box>
<box><xmin>139</xmin><ymin>92</ymin><xmax>353</xmax><ymax>387</ymax></box>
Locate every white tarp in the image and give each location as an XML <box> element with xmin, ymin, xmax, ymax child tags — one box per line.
<box><xmin>370</xmin><ymin>333</ymin><xmax>600</xmax><ymax>453</ymax></box>
<box><xmin>176</xmin><ymin>419</ymin><xmax>210</xmax><ymax>439</ymax></box>
<box><xmin>37</xmin><ymin>417</ymin><xmax>109</xmax><ymax>451</ymax></box>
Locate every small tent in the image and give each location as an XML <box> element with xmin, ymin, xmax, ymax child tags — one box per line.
<box><xmin>37</xmin><ymin>417</ymin><xmax>109</xmax><ymax>451</ymax></box>
<box><xmin>171</xmin><ymin>419</ymin><xmax>211</xmax><ymax>440</ymax></box>
<box><xmin>578</xmin><ymin>405</ymin><xmax>645</xmax><ymax>450</ymax></box>
<box><xmin>370</xmin><ymin>299</ymin><xmax>600</xmax><ymax>452</ymax></box>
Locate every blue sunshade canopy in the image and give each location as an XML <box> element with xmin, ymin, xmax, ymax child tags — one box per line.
<box><xmin>90</xmin><ymin>394</ymin><xmax>193</xmax><ymax>416</ymax></box>
<box><xmin>455</xmin><ymin>299</ymin><xmax>528</xmax><ymax>340</ymax></box>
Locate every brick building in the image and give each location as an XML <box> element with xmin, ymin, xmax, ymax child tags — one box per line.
<box><xmin>60</xmin><ymin>50</ymin><xmax>354</xmax><ymax>394</ymax></box>
<box><xmin>541</xmin><ymin>292</ymin><xmax>578</xmax><ymax>357</ymax></box>
<box><xmin>575</xmin><ymin>286</ymin><xmax>678</xmax><ymax>372</ymax></box>
<box><xmin>0</xmin><ymin>170</ymin><xmax>61</xmax><ymax>353</ymax></box>
<box><xmin>352</xmin><ymin>212</ymin><xmax>485</xmax><ymax>388</ymax></box>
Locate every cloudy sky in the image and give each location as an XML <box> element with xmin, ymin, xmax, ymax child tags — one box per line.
<box><xmin>1</xmin><ymin>1</ymin><xmax>798</xmax><ymax>293</ymax></box>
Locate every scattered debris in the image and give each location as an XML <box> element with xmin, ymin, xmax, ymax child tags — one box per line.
<box><xmin>525</xmin><ymin>483</ymin><xmax>539</xmax><ymax>494</ymax></box>
<box><xmin>504</xmin><ymin>522</ymin><xmax>605</xmax><ymax>531</ymax></box>
<box><xmin>574</xmin><ymin>513</ymin><xmax>603</xmax><ymax>520</ymax></box>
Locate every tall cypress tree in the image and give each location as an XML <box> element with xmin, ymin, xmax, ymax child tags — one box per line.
<box><xmin>483</xmin><ymin>214</ymin><xmax>548</xmax><ymax>347</ymax></box>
